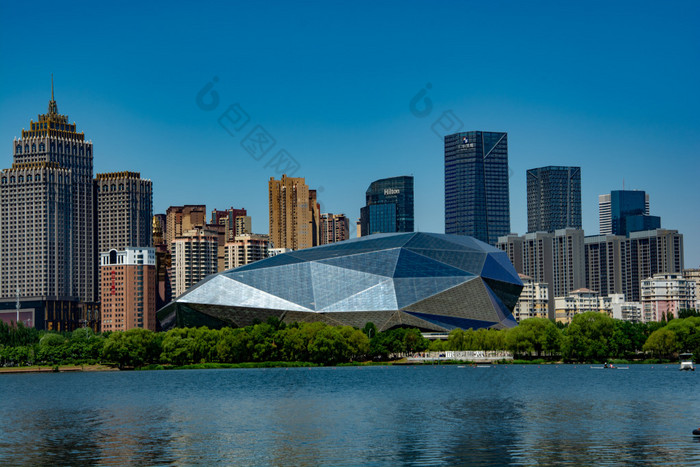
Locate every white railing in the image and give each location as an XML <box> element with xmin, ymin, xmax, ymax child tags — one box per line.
<box><xmin>407</xmin><ymin>350</ymin><xmax>513</xmax><ymax>362</ymax></box>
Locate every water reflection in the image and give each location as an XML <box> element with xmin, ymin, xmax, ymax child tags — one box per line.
<box><xmin>0</xmin><ymin>366</ymin><xmax>699</xmax><ymax>465</ymax></box>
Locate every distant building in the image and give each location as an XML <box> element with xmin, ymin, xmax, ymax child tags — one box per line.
<box><xmin>166</xmin><ymin>205</ymin><xmax>206</xmax><ymax>252</ymax></box>
<box><xmin>683</xmin><ymin>268</ymin><xmax>700</xmax><ymax>310</ymax></box>
<box><xmin>609</xmin><ymin>294</ymin><xmax>642</xmax><ymax>322</ymax></box>
<box><xmin>100</xmin><ymin>247</ymin><xmax>156</xmax><ymax>332</ymax></box>
<box><xmin>599</xmin><ymin>190</ymin><xmax>659</xmax><ymax>236</ymax></box>
<box><xmin>321</xmin><ymin>213</ymin><xmax>350</xmax><ymax>244</ymax></box>
<box><xmin>95</xmin><ymin>171</ymin><xmax>153</xmax><ymax>253</ymax></box>
<box><xmin>211</xmin><ymin>207</ymin><xmax>248</xmax><ymax>242</ymax></box>
<box><xmin>171</xmin><ymin>227</ymin><xmax>218</xmax><ymax>297</ymax></box>
<box><xmin>498</xmin><ymin>229</ymin><xmax>585</xmax><ymax>319</ymax></box>
<box><xmin>555</xmin><ymin>288</ymin><xmax>611</xmax><ymax>324</ymax></box>
<box><xmin>526</xmin><ymin>166</ymin><xmax>581</xmax><ymax>233</ymax></box>
<box><xmin>268</xmin><ymin>247</ymin><xmax>293</xmax><ymax>257</ymax></box>
<box><xmin>445</xmin><ymin>131</ymin><xmax>509</xmax><ymax>245</ymax></box>
<box><xmin>224</xmin><ymin>234</ymin><xmax>270</xmax><ymax>269</ymax></box>
<box><xmin>269</xmin><ymin>175</ymin><xmax>319</xmax><ymax>250</ymax></box>
<box><xmin>513</xmin><ymin>274</ymin><xmax>549</xmax><ymax>321</ymax></box>
<box><xmin>641</xmin><ymin>273</ymin><xmax>696</xmax><ymax>322</ymax></box>
<box><xmin>360</xmin><ymin>176</ymin><xmax>414</xmax><ymax>236</ymax></box>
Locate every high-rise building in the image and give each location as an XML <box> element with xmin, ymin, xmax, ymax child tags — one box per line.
<box><xmin>498</xmin><ymin>229</ymin><xmax>585</xmax><ymax>319</ymax></box>
<box><xmin>584</xmin><ymin>234</ymin><xmax>626</xmax><ymax>298</ymax></box>
<box><xmin>165</xmin><ymin>205</ymin><xmax>206</xmax><ymax>252</ymax></box>
<box><xmin>171</xmin><ymin>227</ymin><xmax>218</xmax><ymax>297</ymax></box>
<box><xmin>526</xmin><ymin>166</ymin><xmax>581</xmax><ymax>233</ymax></box>
<box><xmin>321</xmin><ymin>213</ymin><xmax>350</xmax><ymax>244</ymax></box>
<box><xmin>211</xmin><ymin>207</ymin><xmax>248</xmax><ymax>241</ymax></box>
<box><xmin>513</xmin><ymin>274</ymin><xmax>549</xmax><ymax>322</ymax></box>
<box><xmin>683</xmin><ymin>268</ymin><xmax>700</xmax><ymax>310</ymax></box>
<box><xmin>0</xmin><ymin>81</ymin><xmax>96</xmax><ymax>305</ymax></box>
<box><xmin>100</xmin><ymin>247</ymin><xmax>156</xmax><ymax>332</ymax></box>
<box><xmin>95</xmin><ymin>171</ymin><xmax>153</xmax><ymax>253</ymax></box>
<box><xmin>599</xmin><ymin>190</ymin><xmax>659</xmax><ymax>236</ymax></box>
<box><xmin>268</xmin><ymin>175</ymin><xmax>319</xmax><ymax>250</ymax></box>
<box><xmin>445</xmin><ymin>131</ymin><xmax>509</xmax><ymax>245</ymax></box>
<box><xmin>153</xmin><ymin>214</ymin><xmax>166</xmax><ymax>246</ymax></box>
<box><xmin>641</xmin><ymin>273</ymin><xmax>696</xmax><ymax>322</ymax></box>
<box><xmin>625</xmin><ymin>229</ymin><xmax>684</xmax><ymax>302</ymax></box>
<box><xmin>235</xmin><ymin>216</ymin><xmax>252</xmax><ymax>236</ymax></box>
<box><xmin>359</xmin><ymin>176</ymin><xmax>414</xmax><ymax>236</ymax></box>
<box><xmin>224</xmin><ymin>234</ymin><xmax>270</xmax><ymax>269</ymax></box>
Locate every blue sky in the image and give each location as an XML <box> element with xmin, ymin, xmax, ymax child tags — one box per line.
<box><xmin>1</xmin><ymin>0</ymin><xmax>698</xmax><ymax>266</ymax></box>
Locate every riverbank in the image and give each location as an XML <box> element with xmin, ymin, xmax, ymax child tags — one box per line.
<box><xmin>0</xmin><ymin>364</ymin><xmax>118</xmax><ymax>374</ymax></box>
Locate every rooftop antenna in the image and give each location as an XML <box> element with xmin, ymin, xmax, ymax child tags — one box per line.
<box><xmin>51</xmin><ymin>73</ymin><xmax>54</xmax><ymax>101</ymax></box>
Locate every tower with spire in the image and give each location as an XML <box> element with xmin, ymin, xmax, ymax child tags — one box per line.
<box><xmin>0</xmin><ymin>77</ymin><xmax>97</xmax><ymax>327</ymax></box>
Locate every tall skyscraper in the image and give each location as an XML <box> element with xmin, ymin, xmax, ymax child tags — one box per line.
<box><xmin>359</xmin><ymin>176</ymin><xmax>414</xmax><ymax>236</ymax></box>
<box><xmin>321</xmin><ymin>213</ymin><xmax>350</xmax><ymax>244</ymax></box>
<box><xmin>0</xmin><ymin>81</ymin><xmax>96</xmax><ymax>304</ymax></box>
<box><xmin>526</xmin><ymin>166</ymin><xmax>581</xmax><ymax>233</ymax></box>
<box><xmin>445</xmin><ymin>131</ymin><xmax>510</xmax><ymax>245</ymax></box>
<box><xmin>599</xmin><ymin>190</ymin><xmax>659</xmax><ymax>236</ymax></box>
<box><xmin>95</xmin><ymin>171</ymin><xmax>153</xmax><ymax>253</ymax></box>
<box><xmin>268</xmin><ymin>175</ymin><xmax>319</xmax><ymax>250</ymax></box>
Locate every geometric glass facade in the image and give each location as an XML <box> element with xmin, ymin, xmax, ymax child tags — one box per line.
<box><xmin>445</xmin><ymin>131</ymin><xmax>510</xmax><ymax>245</ymax></box>
<box><xmin>157</xmin><ymin>232</ymin><xmax>522</xmax><ymax>332</ymax></box>
<box><xmin>360</xmin><ymin>176</ymin><xmax>414</xmax><ymax>236</ymax></box>
<box><xmin>526</xmin><ymin>166</ymin><xmax>581</xmax><ymax>233</ymax></box>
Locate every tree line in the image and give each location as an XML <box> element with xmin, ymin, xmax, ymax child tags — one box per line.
<box><xmin>0</xmin><ymin>311</ymin><xmax>698</xmax><ymax>368</ymax></box>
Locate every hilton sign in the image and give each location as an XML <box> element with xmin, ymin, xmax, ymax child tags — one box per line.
<box><xmin>384</xmin><ymin>188</ymin><xmax>400</xmax><ymax>196</ymax></box>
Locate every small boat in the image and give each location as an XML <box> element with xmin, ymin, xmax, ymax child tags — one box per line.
<box><xmin>693</xmin><ymin>428</ymin><xmax>700</xmax><ymax>437</ymax></box>
<box><xmin>679</xmin><ymin>353</ymin><xmax>695</xmax><ymax>371</ymax></box>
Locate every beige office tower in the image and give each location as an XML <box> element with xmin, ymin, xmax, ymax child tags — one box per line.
<box><xmin>225</xmin><ymin>234</ymin><xmax>270</xmax><ymax>269</ymax></box>
<box><xmin>166</xmin><ymin>205</ymin><xmax>206</xmax><ymax>251</ymax></box>
<box><xmin>95</xmin><ymin>171</ymin><xmax>153</xmax><ymax>253</ymax></box>
<box><xmin>1</xmin><ymin>162</ymin><xmax>71</xmax><ymax>299</ymax></box>
<box><xmin>268</xmin><ymin>175</ymin><xmax>319</xmax><ymax>250</ymax></box>
<box><xmin>171</xmin><ymin>227</ymin><xmax>218</xmax><ymax>297</ymax></box>
<box><xmin>321</xmin><ymin>213</ymin><xmax>350</xmax><ymax>245</ymax></box>
<box><xmin>1</xmin><ymin>85</ymin><xmax>96</xmax><ymax>303</ymax></box>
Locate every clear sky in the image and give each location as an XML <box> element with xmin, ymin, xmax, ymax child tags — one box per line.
<box><xmin>1</xmin><ymin>0</ymin><xmax>698</xmax><ymax>266</ymax></box>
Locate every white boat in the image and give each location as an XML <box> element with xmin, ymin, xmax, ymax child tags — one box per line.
<box><xmin>679</xmin><ymin>353</ymin><xmax>695</xmax><ymax>371</ymax></box>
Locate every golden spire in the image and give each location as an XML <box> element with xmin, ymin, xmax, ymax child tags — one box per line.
<box><xmin>48</xmin><ymin>74</ymin><xmax>58</xmax><ymax>115</ymax></box>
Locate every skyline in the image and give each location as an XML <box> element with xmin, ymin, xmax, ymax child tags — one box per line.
<box><xmin>1</xmin><ymin>1</ymin><xmax>698</xmax><ymax>265</ymax></box>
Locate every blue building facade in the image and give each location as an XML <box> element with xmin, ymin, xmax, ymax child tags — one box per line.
<box><xmin>610</xmin><ymin>190</ymin><xmax>660</xmax><ymax>236</ymax></box>
<box><xmin>445</xmin><ymin>131</ymin><xmax>510</xmax><ymax>245</ymax></box>
<box><xmin>360</xmin><ymin>176</ymin><xmax>414</xmax><ymax>236</ymax></box>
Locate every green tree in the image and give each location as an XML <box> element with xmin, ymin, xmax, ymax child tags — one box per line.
<box><xmin>642</xmin><ymin>327</ymin><xmax>677</xmax><ymax>359</ymax></box>
<box><xmin>561</xmin><ymin>312</ymin><xmax>615</xmax><ymax>362</ymax></box>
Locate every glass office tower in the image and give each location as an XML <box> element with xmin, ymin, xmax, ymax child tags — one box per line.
<box><xmin>360</xmin><ymin>176</ymin><xmax>414</xmax><ymax>236</ymax></box>
<box><xmin>445</xmin><ymin>131</ymin><xmax>510</xmax><ymax>245</ymax></box>
<box><xmin>526</xmin><ymin>166</ymin><xmax>581</xmax><ymax>233</ymax></box>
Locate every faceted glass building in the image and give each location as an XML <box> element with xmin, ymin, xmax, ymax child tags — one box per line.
<box><xmin>445</xmin><ymin>131</ymin><xmax>510</xmax><ymax>245</ymax></box>
<box><xmin>157</xmin><ymin>232</ymin><xmax>522</xmax><ymax>332</ymax></box>
<box><xmin>360</xmin><ymin>176</ymin><xmax>414</xmax><ymax>236</ymax></box>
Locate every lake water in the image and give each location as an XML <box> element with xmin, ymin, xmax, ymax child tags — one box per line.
<box><xmin>1</xmin><ymin>364</ymin><xmax>698</xmax><ymax>465</ymax></box>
